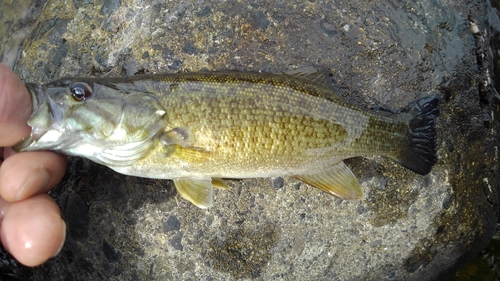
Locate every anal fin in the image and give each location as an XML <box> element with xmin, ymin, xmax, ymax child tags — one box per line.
<box><xmin>212</xmin><ymin>178</ymin><xmax>229</xmax><ymax>190</ymax></box>
<box><xmin>173</xmin><ymin>178</ymin><xmax>213</xmax><ymax>208</ymax></box>
<box><xmin>293</xmin><ymin>161</ymin><xmax>364</xmax><ymax>200</ymax></box>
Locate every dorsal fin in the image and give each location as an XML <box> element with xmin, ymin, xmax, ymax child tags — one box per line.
<box><xmin>284</xmin><ymin>66</ymin><xmax>333</xmax><ymax>89</ymax></box>
<box><xmin>284</xmin><ymin>66</ymin><xmax>346</xmax><ymax>103</ymax></box>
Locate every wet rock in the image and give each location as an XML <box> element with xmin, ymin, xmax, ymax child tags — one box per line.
<box><xmin>250</xmin><ymin>11</ymin><xmax>270</xmax><ymax>30</ymax></box>
<box><xmin>196</xmin><ymin>6</ymin><xmax>211</xmax><ymax>17</ymax></box>
<box><xmin>100</xmin><ymin>0</ymin><xmax>121</xmax><ymax>15</ymax></box>
<box><xmin>1</xmin><ymin>0</ymin><xmax>499</xmax><ymax>280</ymax></box>
<box><xmin>208</xmin><ymin>224</ymin><xmax>279</xmax><ymax>279</ymax></box>
<box><xmin>0</xmin><ymin>248</ymin><xmax>29</xmax><ymax>281</ymax></box>
<box><xmin>183</xmin><ymin>41</ymin><xmax>199</xmax><ymax>55</ymax></box>
<box><xmin>32</xmin><ymin>18</ymin><xmax>69</xmax><ymax>44</ymax></box>
<box><xmin>170</xmin><ymin>232</ymin><xmax>184</xmax><ymax>251</ymax></box>
<box><xmin>73</xmin><ymin>0</ymin><xmax>93</xmax><ymax>8</ymax></box>
<box><xmin>272</xmin><ymin>177</ymin><xmax>284</xmax><ymax>189</ymax></box>
<box><xmin>163</xmin><ymin>215</ymin><xmax>181</xmax><ymax>233</ymax></box>
<box><xmin>65</xmin><ymin>194</ymin><xmax>90</xmax><ymax>239</ymax></box>
<box><xmin>102</xmin><ymin>240</ymin><xmax>122</xmax><ymax>263</ymax></box>
<box><xmin>168</xmin><ymin>59</ymin><xmax>183</xmax><ymax>71</ymax></box>
<box><xmin>319</xmin><ymin>18</ymin><xmax>338</xmax><ymax>37</ymax></box>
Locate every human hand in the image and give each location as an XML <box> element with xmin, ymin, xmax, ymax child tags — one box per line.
<box><xmin>0</xmin><ymin>64</ymin><xmax>67</xmax><ymax>266</ymax></box>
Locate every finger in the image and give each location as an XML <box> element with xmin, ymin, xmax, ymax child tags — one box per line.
<box><xmin>0</xmin><ymin>151</ymin><xmax>67</xmax><ymax>202</ymax></box>
<box><xmin>2</xmin><ymin>146</ymin><xmax>17</xmax><ymax>160</ymax></box>
<box><xmin>0</xmin><ymin>64</ymin><xmax>32</xmax><ymax>146</ymax></box>
<box><xmin>0</xmin><ymin>194</ymin><xmax>66</xmax><ymax>266</ymax></box>
<box><xmin>0</xmin><ymin>196</ymin><xmax>9</xmax><ymax>227</ymax></box>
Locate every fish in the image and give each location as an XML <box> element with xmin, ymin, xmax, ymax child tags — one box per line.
<box><xmin>14</xmin><ymin>66</ymin><xmax>439</xmax><ymax>208</ymax></box>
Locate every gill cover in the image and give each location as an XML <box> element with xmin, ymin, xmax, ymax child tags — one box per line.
<box><xmin>15</xmin><ymin>79</ymin><xmax>166</xmax><ymax>167</ymax></box>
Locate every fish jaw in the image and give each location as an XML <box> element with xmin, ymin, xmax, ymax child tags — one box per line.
<box><xmin>14</xmin><ymin>83</ymin><xmax>66</xmax><ymax>151</ymax></box>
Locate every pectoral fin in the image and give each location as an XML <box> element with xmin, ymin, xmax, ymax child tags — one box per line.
<box><xmin>161</xmin><ymin>128</ymin><xmax>211</xmax><ymax>163</ymax></box>
<box><xmin>293</xmin><ymin>161</ymin><xmax>364</xmax><ymax>200</ymax></box>
<box><xmin>162</xmin><ymin>127</ymin><xmax>191</xmax><ymax>146</ymax></box>
<box><xmin>173</xmin><ymin>178</ymin><xmax>213</xmax><ymax>208</ymax></box>
<box><xmin>165</xmin><ymin>144</ymin><xmax>211</xmax><ymax>162</ymax></box>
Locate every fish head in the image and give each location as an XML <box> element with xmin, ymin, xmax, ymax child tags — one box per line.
<box><xmin>14</xmin><ymin>78</ymin><xmax>166</xmax><ymax>166</ymax></box>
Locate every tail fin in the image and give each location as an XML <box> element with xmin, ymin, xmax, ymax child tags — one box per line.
<box><xmin>395</xmin><ymin>96</ymin><xmax>440</xmax><ymax>175</ymax></box>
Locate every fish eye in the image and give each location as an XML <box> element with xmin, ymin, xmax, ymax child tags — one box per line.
<box><xmin>71</xmin><ymin>82</ymin><xmax>92</xmax><ymax>101</ymax></box>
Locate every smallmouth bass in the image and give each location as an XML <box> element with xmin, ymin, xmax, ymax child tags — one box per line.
<box><xmin>15</xmin><ymin>66</ymin><xmax>439</xmax><ymax>208</ymax></box>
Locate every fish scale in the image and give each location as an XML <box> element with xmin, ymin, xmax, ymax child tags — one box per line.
<box><xmin>166</xmin><ymin>92</ymin><xmax>337</xmax><ymax>161</ymax></box>
<box><xmin>16</xmin><ymin>66</ymin><xmax>439</xmax><ymax>208</ymax></box>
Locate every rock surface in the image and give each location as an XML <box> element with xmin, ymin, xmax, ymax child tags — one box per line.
<box><xmin>1</xmin><ymin>0</ymin><xmax>499</xmax><ymax>280</ymax></box>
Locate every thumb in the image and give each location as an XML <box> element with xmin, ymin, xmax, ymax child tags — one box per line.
<box><xmin>0</xmin><ymin>64</ymin><xmax>32</xmax><ymax>147</ymax></box>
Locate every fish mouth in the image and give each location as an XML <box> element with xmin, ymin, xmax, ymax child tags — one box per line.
<box><xmin>13</xmin><ymin>83</ymin><xmax>63</xmax><ymax>151</ymax></box>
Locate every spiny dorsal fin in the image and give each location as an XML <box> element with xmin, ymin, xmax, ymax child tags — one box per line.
<box><xmin>174</xmin><ymin>178</ymin><xmax>213</xmax><ymax>208</ymax></box>
<box><xmin>284</xmin><ymin>66</ymin><xmax>333</xmax><ymax>89</ymax></box>
<box><xmin>293</xmin><ymin>161</ymin><xmax>364</xmax><ymax>200</ymax></box>
<box><xmin>284</xmin><ymin>66</ymin><xmax>345</xmax><ymax>102</ymax></box>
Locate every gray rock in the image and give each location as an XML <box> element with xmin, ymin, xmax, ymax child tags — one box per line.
<box><xmin>163</xmin><ymin>215</ymin><xmax>181</xmax><ymax>233</ymax></box>
<box><xmin>1</xmin><ymin>0</ymin><xmax>499</xmax><ymax>280</ymax></box>
<box><xmin>65</xmin><ymin>194</ymin><xmax>90</xmax><ymax>239</ymax></box>
<box><xmin>100</xmin><ymin>0</ymin><xmax>121</xmax><ymax>15</ymax></box>
<box><xmin>272</xmin><ymin>177</ymin><xmax>284</xmax><ymax>189</ymax></box>
<box><xmin>102</xmin><ymin>239</ymin><xmax>122</xmax><ymax>263</ymax></box>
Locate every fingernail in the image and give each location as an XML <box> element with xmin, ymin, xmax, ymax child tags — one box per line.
<box><xmin>53</xmin><ymin>220</ymin><xmax>66</xmax><ymax>257</ymax></box>
<box><xmin>17</xmin><ymin>169</ymin><xmax>50</xmax><ymax>200</ymax></box>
